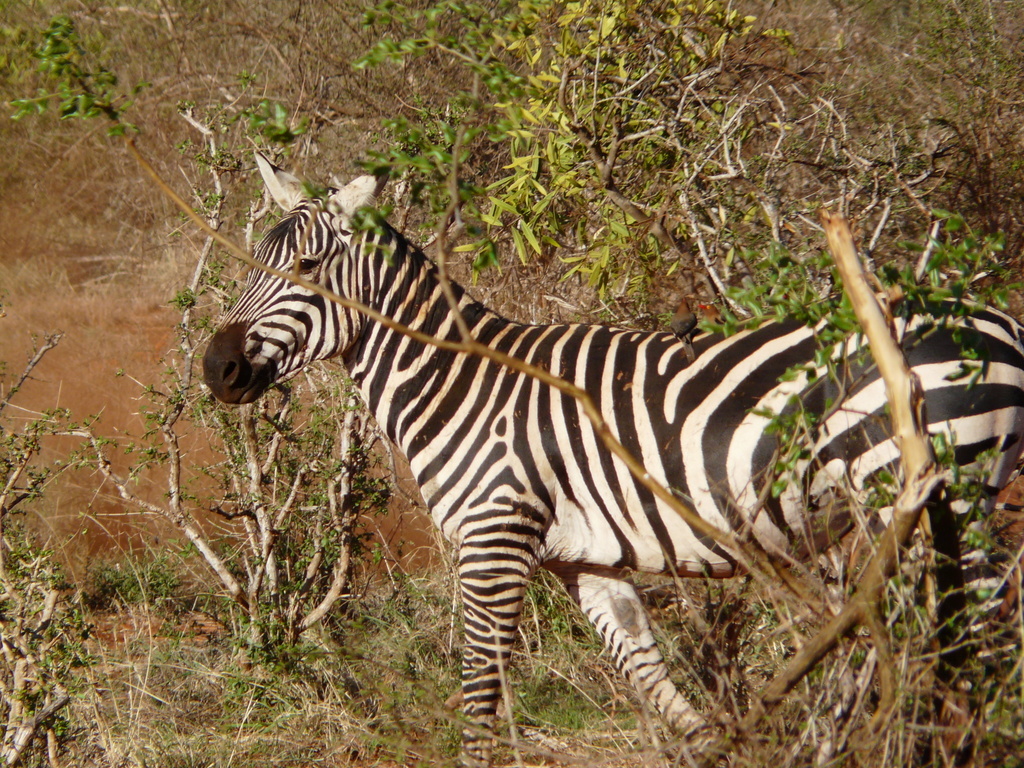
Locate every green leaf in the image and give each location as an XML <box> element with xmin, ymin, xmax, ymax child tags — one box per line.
<box><xmin>520</xmin><ymin>221</ymin><xmax>541</xmax><ymax>254</ymax></box>
<box><xmin>471</xmin><ymin>239</ymin><xmax>500</xmax><ymax>275</ymax></box>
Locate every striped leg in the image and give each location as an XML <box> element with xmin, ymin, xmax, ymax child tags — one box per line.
<box><xmin>457</xmin><ymin>514</ymin><xmax>543</xmax><ymax>767</ymax></box>
<box><xmin>554</xmin><ymin>565</ymin><xmax>703</xmax><ymax>732</ymax></box>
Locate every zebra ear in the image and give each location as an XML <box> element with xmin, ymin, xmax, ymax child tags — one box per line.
<box><xmin>254</xmin><ymin>152</ymin><xmax>305</xmax><ymax>212</ymax></box>
<box><xmin>329</xmin><ymin>175</ymin><xmax>387</xmax><ymax>218</ymax></box>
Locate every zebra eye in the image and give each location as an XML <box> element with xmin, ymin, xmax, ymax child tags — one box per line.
<box><xmin>298</xmin><ymin>258</ymin><xmax>318</xmax><ymax>273</ymax></box>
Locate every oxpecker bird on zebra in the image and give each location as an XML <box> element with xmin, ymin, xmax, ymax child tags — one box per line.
<box><xmin>202</xmin><ymin>153</ymin><xmax>1024</xmax><ymax>767</ymax></box>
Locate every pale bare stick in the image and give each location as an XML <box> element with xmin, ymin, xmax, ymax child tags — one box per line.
<box><xmin>723</xmin><ymin>211</ymin><xmax>940</xmax><ymax>752</ymax></box>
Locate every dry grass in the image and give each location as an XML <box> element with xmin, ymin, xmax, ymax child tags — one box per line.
<box><xmin>28</xmin><ymin>542</ymin><xmax>1019</xmax><ymax>767</ymax></box>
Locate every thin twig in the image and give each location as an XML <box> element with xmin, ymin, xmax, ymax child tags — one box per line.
<box><xmin>0</xmin><ymin>333</ymin><xmax>64</xmax><ymax>418</ymax></box>
<box><xmin>71</xmin><ymin>428</ymin><xmax>250</xmax><ymax>611</ymax></box>
<box><xmin>915</xmin><ymin>220</ymin><xmax>943</xmax><ymax>283</ymax></box>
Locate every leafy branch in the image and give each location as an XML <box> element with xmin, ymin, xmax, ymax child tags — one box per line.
<box><xmin>9</xmin><ymin>15</ymin><xmax>144</xmax><ymax>135</ymax></box>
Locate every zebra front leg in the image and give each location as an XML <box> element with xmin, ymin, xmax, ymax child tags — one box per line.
<box><xmin>456</xmin><ymin>535</ymin><xmax>539</xmax><ymax>766</ymax></box>
<box><xmin>553</xmin><ymin>564</ymin><xmax>704</xmax><ymax>733</ymax></box>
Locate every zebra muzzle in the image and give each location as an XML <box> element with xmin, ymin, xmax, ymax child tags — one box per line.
<box><xmin>202</xmin><ymin>323</ymin><xmax>273</xmax><ymax>405</ymax></box>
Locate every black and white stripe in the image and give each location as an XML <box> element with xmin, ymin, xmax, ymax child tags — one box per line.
<box><xmin>202</xmin><ymin>157</ymin><xmax>1024</xmax><ymax>767</ymax></box>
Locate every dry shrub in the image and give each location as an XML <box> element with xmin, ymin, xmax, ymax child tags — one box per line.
<box><xmin>752</xmin><ymin>0</ymin><xmax>1024</xmax><ymax>257</ymax></box>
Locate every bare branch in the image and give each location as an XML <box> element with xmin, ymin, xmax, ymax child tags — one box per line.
<box><xmin>0</xmin><ymin>333</ymin><xmax>63</xmax><ymax>418</ymax></box>
<box><xmin>1</xmin><ymin>691</ymin><xmax>70</xmax><ymax>767</ymax></box>
<box><xmin>915</xmin><ymin>220</ymin><xmax>943</xmax><ymax>283</ymax></box>
<box><xmin>72</xmin><ymin>428</ymin><xmax>250</xmax><ymax>611</ymax></box>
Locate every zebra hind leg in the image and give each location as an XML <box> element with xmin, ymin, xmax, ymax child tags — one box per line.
<box><xmin>553</xmin><ymin>564</ymin><xmax>704</xmax><ymax>734</ymax></box>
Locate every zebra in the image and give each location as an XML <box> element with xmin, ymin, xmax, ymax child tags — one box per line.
<box><xmin>202</xmin><ymin>154</ymin><xmax>1024</xmax><ymax>766</ymax></box>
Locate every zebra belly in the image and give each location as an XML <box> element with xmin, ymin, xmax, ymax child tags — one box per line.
<box><xmin>540</xmin><ymin>486</ymin><xmax>738</xmax><ymax>576</ymax></box>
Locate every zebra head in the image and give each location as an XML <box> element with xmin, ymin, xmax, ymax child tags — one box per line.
<box><xmin>202</xmin><ymin>154</ymin><xmax>381</xmax><ymax>404</ymax></box>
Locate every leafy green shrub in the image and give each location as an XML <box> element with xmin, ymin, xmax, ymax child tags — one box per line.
<box><xmin>358</xmin><ymin>0</ymin><xmax>792</xmax><ymax>304</ymax></box>
<box><xmin>9</xmin><ymin>14</ymin><xmax>142</xmax><ymax>134</ymax></box>
<box><xmin>85</xmin><ymin>551</ymin><xmax>183</xmax><ymax>610</ymax></box>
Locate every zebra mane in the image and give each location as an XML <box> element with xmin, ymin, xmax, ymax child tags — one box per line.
<box><xmin>354</xmin><ymin>217</ymin><xmax>503</xmax><ymax>331</ymax></box>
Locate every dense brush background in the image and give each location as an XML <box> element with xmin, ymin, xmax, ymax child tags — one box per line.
<box><xmin>1</xmin><ymin>1</ymin><xmax>1022</xmax><ymax>766</ymax></box>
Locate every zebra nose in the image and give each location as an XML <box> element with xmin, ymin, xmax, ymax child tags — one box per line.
<box><xmin>203</xmin><ymin>323</ymin><xmax>258</xmax><ymax>403</ymax></box>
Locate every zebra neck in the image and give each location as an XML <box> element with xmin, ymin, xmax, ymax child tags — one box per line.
<box><xmin>343</xmin><ymin>226</ymin><xmax>511</xmax><ymax>451</ymax></box>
